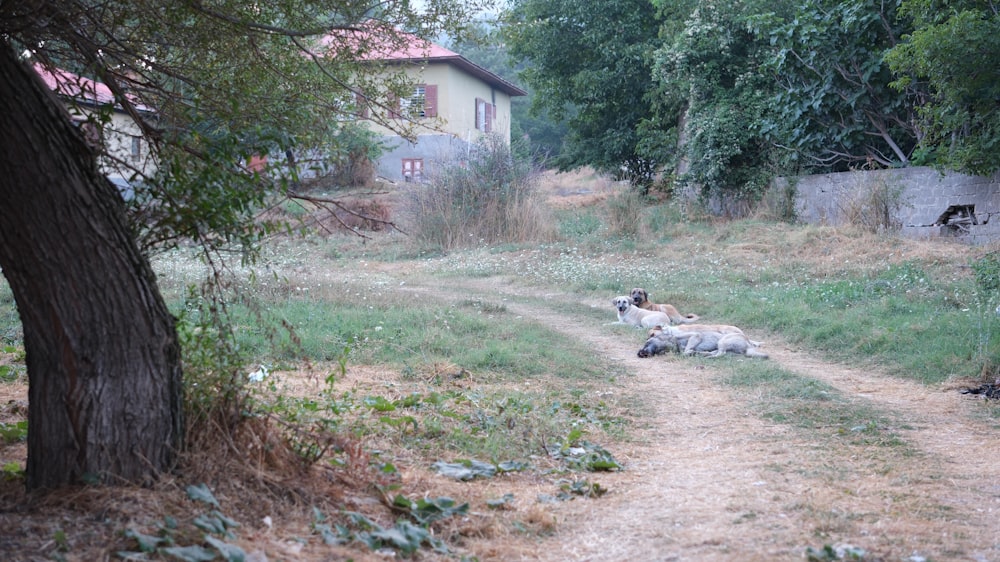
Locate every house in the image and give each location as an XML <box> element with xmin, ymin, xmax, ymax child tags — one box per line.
<box><xmin>349</xmin><ymin>32</ymin><xmax>527</xmax><ymax>183</ymax></box>
<box><xmin>35</xmin><ymin>64</ymin><xmax>156</xmax><ymax>193</ymax></box>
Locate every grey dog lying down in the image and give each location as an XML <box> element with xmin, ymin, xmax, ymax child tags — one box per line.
<box><xmin>637</xmin><ymin>325</ymin><xmax>768</xmax><ymax>359</ymax></box>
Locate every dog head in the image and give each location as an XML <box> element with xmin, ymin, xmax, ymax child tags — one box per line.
<box><xmin>613</xmin><ymin>296</ymin><xmax>633</xmax><ymax>314</ymax></box>
<box><xmin>638</xmin><ymin>329</ymin><xmax>679</xmax><ymax>357</ymax></box>
<box><xmin>630</xmin><ymin>287</ymin><xmax>649</xmax><ymax>306</ymax></box>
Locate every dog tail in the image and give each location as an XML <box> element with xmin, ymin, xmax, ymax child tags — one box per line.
<box><xmin>674</xmin><ymin>313</ymin><xmax>700</xmax><ymax>324</ymax></box>
<box><xmin>746</xmin><ymin>348</ymin><xmax>769</xmax><ymax>359</ymax></box>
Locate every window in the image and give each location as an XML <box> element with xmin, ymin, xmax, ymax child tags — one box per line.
<box><xmin>402</xmin><ymin>158</ymin><xmax>423</xmax><ymax>182</ymax></box>
<box><xmin>399</xmin><ymin>85</ymin><xmax>425</xmax><ymax>118</ymax></box>
<box><xmin>130</xmin><ymin>136</ymin><xmax>142</xmax><ymax>161</ymax></box>
<box><xmin>393</xmin><ymin>84</ymin><xmax>437</xmax><ymax>119</ymax></box>
<box><xmin>475</xmin><ymin>98</ymin><xmax>496</xmax><ymax>133</ymax></box>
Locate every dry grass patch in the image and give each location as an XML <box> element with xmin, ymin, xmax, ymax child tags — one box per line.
<box><xmin>537</xmin><ymin>167</ymin><xmax>623</xmax><ymax>209</ymax></box>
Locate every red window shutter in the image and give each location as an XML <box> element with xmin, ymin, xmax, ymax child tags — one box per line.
<box><xmin>424</xmin><ymin>85</ymin><xmax>437</xmax><ymax>118</ymax></box>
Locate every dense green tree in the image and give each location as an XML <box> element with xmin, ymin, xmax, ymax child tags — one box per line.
<box><xmin>886</xmin><ymin>0</ymin><xmax>1000</xmax><ymax>175</ymax></box>
<box><xmin>753</xmin><ymin>0</ymin><xmax>920</xmax><ymax>171</ymax></box>
<box><xmin>0</xmin><ymin>0</ymin><xmax>473</xmax><ymax>490</ymax></box>
<box><xmin>502</xmin><ymin>0</ymin><xmax>663</xmax><ymax>186</ymax></box>
<box><xmin>651</xmin><ymin>0</ymin><xmax>779</xmax><ymax>208</ymax></box>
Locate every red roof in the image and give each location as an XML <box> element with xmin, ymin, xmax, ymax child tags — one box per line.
<box><xmin>322</xmin><ymin>28</ymin><xmax>526</xmax><ymax>97</ymax></box>
<box><xmin>35</xmin><ymin>64</ymin><xmax>153</xmax><ymax>113</ymax></box>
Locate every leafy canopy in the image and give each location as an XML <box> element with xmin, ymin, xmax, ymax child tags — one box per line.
<box><xmin>886</xmin><ymin>0</ymin><xmax>1000</xmax><ymax>175</ymax></box>
<box><xmin>502</xmin><ymin>0</ymin><xmax>663</xmax><ymax>187</ymax></box>
<box><xmin>750</xmin><ymin>0</ymin><xmax>919</xmax><ymax>171</ymax></box>
<box><xmin>652</xmin><ymin>0</ymin><xmax>780</xmax><ymax>206</ymax></box>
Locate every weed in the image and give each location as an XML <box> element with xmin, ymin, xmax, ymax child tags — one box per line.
<box><xmin>0</xmin><ymin>420</ymin><xmax>27</xmax><ymax>443</ymax></box>
<box><xmin>2</xmin><ymin>462</ymin><xmax>23</xmax><ymax>481</ymax></box>
<box><xmin>971</xmin><ymin>252</ymin><xmax>1000</xmax><ymax>377</ymax></box>
<box><xmin>119</xmin><ymin>484</ymin><xmax>247</xmax><ymax>561</ymax></box>
<box><xmin>558</xmin><ymin>210</ymin><xmax>604</xmax><ymax>240</ymax></box>
<box><xmin>557</xmin><ymin>478</ymin><xmax>608</xmax><ymax>498</ymax></box>
<box><xmin>604</xmin><ymin>189</ymin><xmax>645</xmax><ymax>239</ymax></box>
<box><xmin>310</xmin><ymin>497</ymin><xmax>464</xmax><ymax>557</ymax></box>
<box><xmin>838</xmin><ymin>171</ymin><xmax>906</xmax><ymax>234</ymax></box>
<box><xmin>399</xmin><ymin>132</ymin><xmax>556</xmax><ymax>250</ymax></box>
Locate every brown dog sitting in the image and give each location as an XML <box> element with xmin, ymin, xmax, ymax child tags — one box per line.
<box><xmin>630</xmin><ymin>287</ymin><xmax>699</xmax><ymax>325</ymax></box>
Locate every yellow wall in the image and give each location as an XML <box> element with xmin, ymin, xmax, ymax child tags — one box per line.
<box><xmin>363</xmin><ymin>62</ymin><xmax>514</xmax><ymax>145</ymax></box>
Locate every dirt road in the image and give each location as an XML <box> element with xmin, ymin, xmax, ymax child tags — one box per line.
<box><xmin>405</xmin><ymin>275</ymin><xmax>1000</xmax><ymax>562</ymax></box>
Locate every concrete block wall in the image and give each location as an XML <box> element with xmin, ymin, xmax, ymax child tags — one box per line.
<box><xmin>375</xmin><ymin>134</ymin><xmax>471</xmax><ymax>183</ymax></box>
<box><xmin>781</xmin><ymin>167</ymin><xmax>1000</xmax><ymax>245</ymax></box>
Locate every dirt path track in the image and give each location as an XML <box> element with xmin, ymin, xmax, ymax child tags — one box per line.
<box><xmin>403</xmin><ymin>275</ymin><xmax>1000</xmax><ymax>561</ymax></box>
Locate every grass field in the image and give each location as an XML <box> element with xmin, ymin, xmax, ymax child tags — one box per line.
<box><xmin>1</xmin><ymin>171</ymin><xmax>999</xmax><ymax>560</ymax></box>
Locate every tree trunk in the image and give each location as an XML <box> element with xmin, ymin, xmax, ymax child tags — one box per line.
<box><xmin>0</xmin><ymin>45</ymin><xmax>183</xmax><ymax>489</ymax></box>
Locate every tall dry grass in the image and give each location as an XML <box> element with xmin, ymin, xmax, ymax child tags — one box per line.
<box><xmin>838</xmin><ymin>172</ymin><xmax>906</xmax><ymax>233</ymax></box>
<box><xmin>399</xmin><ymin>133</ymin><xmax>557</xmax><ymax>250</ymax></box>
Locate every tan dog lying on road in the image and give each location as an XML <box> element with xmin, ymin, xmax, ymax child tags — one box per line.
<box><xmin>646</xmin><ymin>323</ymin><xmax>763</xmax><ymax>347</ymax></box>
<box><xmin>630</xmin><ymin>287</ymin><xmax>699</xmax><ymax>324</ymax></box>
<box><xmin>638</xmin><ymin>325</ymin><xmax>768</xmax><ymax>359</ymax></box>
<box><xmin>612</xmin><ymin>296</ymin><xmax>671</xmax><ymax>328</ymax></box>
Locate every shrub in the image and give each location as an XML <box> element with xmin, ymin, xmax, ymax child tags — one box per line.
<box><xmin>604</xmin><ymin>188</ymin><xmax>645</xmax><ymax>239</ymax></box>
<box><xmin>400</xmin><ymin>133</ymin><xmax>556</xmax><ymax>249</ymax></box>
<box><xmin>971</xmin><ymin>252</ymin><xmax>1000</xmax><ymax>377</ymax></box>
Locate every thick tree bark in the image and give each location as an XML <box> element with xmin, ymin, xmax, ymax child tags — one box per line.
<box><xmin>0</xmin><ymin>44</ymin><xmax>183</xmax><ymax>489</ymax></box>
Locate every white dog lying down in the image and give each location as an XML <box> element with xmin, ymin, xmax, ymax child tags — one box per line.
<box><xmin>612</xmin><ymin>295</ymin><xmax>671</xmax><ymax>328</ymax></box>
<box><xmin>638</xmin><ymin>325</ymin><xmax>768</xmax><ymax>359</ymax></box>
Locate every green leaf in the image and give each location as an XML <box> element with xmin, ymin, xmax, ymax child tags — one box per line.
<box><xmin>344</xmin><ymin>511</ymin><xmax>378</xmax><ymax>531</ymax></box>
<box><xmin>205</xmin><ymin>535</ymin><xmax>247</xmax><ymax>562</ymax></box>
<box><xmin>486</xmin><ymin>493</ymin><xmax>515</xmax><ymax>509</ymax></box>
<box><xmin>2</xmin><ymin>462</ymin><xmax>24</xmax><ymax>481</ymax></box>
<box><xmin>565</xmin><ymin>428</ymin><xmax>584</xmax><ymax>445</ymax></box>
<box><xmin>379</xmin><ymin>415</ymin><xmax>417</xmax><ymax>431</ymax></box>
<box><xmin>392</xmin><ymin>494</ymin><xmax>414</xmax><ymax>510</ymax></box>
<box><xmin>186</xmin><ymin>484</ymin><xmax>220</xmax><ymax>508</ymax></box>
<box><xmin>192</xmin><ymin>511</ymin><xmax>238</xmax><ymax>538</ymax></box>
<box><xmin>395</xmin><ymin>393</ymin><xmax>422</xmax><ymax>408</ymax></box>
<box><xmin>192</xmin><ymin>514</ymin><xmax>228</xmax><ymax>536</ymax></box>
<box><xmin>364</xmin><ymin>396</ymin><xmax>396</xmax><ymax>412</ymax></box>
<box><xmin>124</xmin><ymin>528</ymin><xmax>165</xmax><ymax>553</ymax></box>
<box><xmin>160</xmin><ymin>544</ymin><xmax>217</xmax><ymax>562</ymax></box>
<box><xmin>366</xmin><ymin>521</ymin><xmax>431</xmax><ymax>555</ymax></box>
<box><xmin>497</xmin><ymin>460</ymin><xmax>529</xmax><ymax>473</ymax></box>
<box><xmin>410</xmin><ymin>496</ymin><xmax>468</xmax><ymax>525</ymax></box>
<box><xmin>313</xmin><ymin>522</ymin><xmax>343</xmax><ymax>546</ymax></box>
<box><xmin>431</xmin><ymin>459</ymin><xmax>496</xmax><ymax>480</ymax></box>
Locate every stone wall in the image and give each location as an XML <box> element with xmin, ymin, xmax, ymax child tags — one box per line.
<box><xmin>780</xmin><ymin>167</ymin><xmax>1000</xmax><ymax>245</ymax></box>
